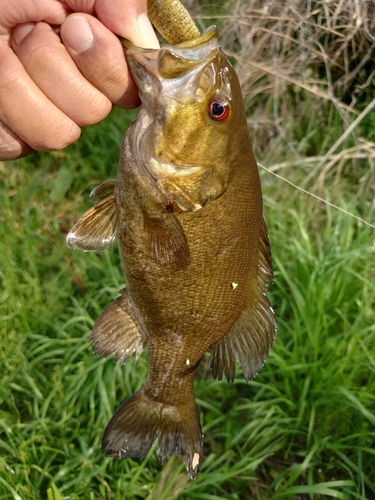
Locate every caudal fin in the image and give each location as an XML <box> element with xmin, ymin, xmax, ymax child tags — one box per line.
<box><xmin>102</xmin><ymin>388</ymin><xmax>203</xmax><ymax>479</ymax></box>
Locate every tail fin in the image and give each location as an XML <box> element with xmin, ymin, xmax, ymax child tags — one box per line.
<box><xmin>102</xmin><ymin>388</ymin><xmax>203</xmax><ymax>479</ymax></box>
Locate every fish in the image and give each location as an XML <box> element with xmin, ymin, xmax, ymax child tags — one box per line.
<box><xmin>66</xmin><ymin>25</ymin><xmax>276</xmax><ymax>479</ymax></box>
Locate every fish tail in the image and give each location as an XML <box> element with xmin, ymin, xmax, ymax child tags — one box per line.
<box><xmin>102</xmin><ymin>388</ymin><xmax>203</xmax><ymax>479</ymax></box>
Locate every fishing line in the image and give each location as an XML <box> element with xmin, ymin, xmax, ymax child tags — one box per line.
<box><xmin>258</xmin><ymin>163</ymin><xmax>375</xmax><ymax>230</ymax></box>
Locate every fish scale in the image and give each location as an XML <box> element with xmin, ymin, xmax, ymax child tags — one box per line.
<box><xmin>66</xmin><ymin>4</ymin><xmax>276</xmax><ymax>480</ymax></box>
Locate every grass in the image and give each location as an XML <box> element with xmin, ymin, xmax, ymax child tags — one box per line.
<box><xmin>1</xmin><ymin>1</ymin><xmax>375</xmax><ymax>498</ymax></box>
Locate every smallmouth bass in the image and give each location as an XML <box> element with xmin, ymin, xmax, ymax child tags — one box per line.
<box><xmin>67</xmin><ymin>26</ymin><xmax>276</xmax><ymax>479</ymax></box>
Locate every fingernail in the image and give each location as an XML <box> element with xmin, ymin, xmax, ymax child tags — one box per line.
<box><xmin>62</xmin><ymin>16</ymin><xmax>94</xmax><ymax>53</ymax></box>
<box><xmin>137</xmin><ymin>14</ymin><xmax>160</xmax><ymax>49</ymax></box>
<box><xmin>12</xmin><ymin>22</ymin><xmax>35</xmax><ymax>46</ymax></box>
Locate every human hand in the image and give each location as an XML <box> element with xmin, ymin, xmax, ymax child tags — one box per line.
<box><xmin>0</xmin><ymin>0</ymin><xmax>159</xmax><ymax>161</ymax></box>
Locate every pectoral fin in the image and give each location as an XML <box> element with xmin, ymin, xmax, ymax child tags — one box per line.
<box><xmin>66</xmin><ymin>180</ymin><xmax>118</xmax><ymax>252</ymax></box>
<box><xmin>90</xmin><ymin>179</ymin><xmax>116</xmax><ymax>203</ymax></box>
<box><xmin>90</xmin><ymin>289</ymin><xmax>145</xmax><ymax>364</ymax></box>
<box><xmin>143</xmin><ymin>211</ymin><xmax>190</xmax><ymax>269</ymax></box>
<box><xmin>210</xmin><ymin>219</ymin><xmax>277</xmax><ymax>382</ymax></box>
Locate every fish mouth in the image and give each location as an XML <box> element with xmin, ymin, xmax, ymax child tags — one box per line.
<box><xmin>124</xmin><ymin>26</ymin><xmax>220</xmax><ymax>103</ymax></box>
<box><xmin>122</xmin><ymin>25</ymin><xmax>219</xmax><ymax>64</ymax></box>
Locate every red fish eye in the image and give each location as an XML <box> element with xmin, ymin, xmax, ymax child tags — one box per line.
<box><xmin>208</xmin><ymin>97</ymin><xmax>231</xmax><ymax>122</ymax></box>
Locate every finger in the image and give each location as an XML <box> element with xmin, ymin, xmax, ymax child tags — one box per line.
<box><xmin>66</xmin><ymin>0</ymin><xmax>158</xmax><ymax>47</ymax></box>
<box><xmin>0</xmin><ymin>0</ymin><xmax>68</xmax><ymax>31</ymax></box>
<box><xmin>0</xmin><ymin>39</ymin><xmax>80</xmax><ymax>156</ymax></box>
<box><xmin>0</xmin><ymin>120</ymin><xmax>33</xmax><ymax>161</ymax></box>
<box><xmin>92</xmin><ymin>0</ymin><xmax>159</xmax><ymax>48</ymax></box>
<box><xmin>12</xmin><ymin>21</ymin><xmax>112</xmax><ymax>126</ymax></box>
<box><xmin>65</xmin><ymin>0</ymin><xmax>96</xmax><ymax>16</ymax></box>
<box><xmin>61</xmin><ymin>14</ymin><xmax>139</xmax><ymax>108</ymax></box>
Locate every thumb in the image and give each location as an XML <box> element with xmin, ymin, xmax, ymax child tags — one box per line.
<box><xmin>94</xmin><ymin>0</ymin><xmax>160</xmax><ymax>48</ymax></box>
<box><xmin>66</xmin><ymin>0</ymin><xmax>160</xmax><ymax>49</ymax></box>
<box><xmin>61</xmin><ymin>13</ymin><xmax>149</xmax><ymax>109</ymax></box>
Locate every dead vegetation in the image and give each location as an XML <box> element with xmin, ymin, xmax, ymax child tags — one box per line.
<box><xmin>218</xmin><ymin>0</ymin><xmax>375</xmax><ymax>106</ymax></box>
<box><xmin>191</xmin><ymin>0</ymin><xmax>375</xmax><ymax>218</ymax></box>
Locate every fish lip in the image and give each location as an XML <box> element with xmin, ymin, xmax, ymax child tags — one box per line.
<box><xmin>122</xmin><ymin>25</ymin><xmax>218</xmax><ymax>53</ymax></box>
<box><xmin>124</xmin><ymin>26</ymin><xmax>220</xmax><ymax>81</ymax></box>
<box><xmin>125</xmin><ymin>26</ymin><xmax>221</xmax><ymax>109</ymax></box>
<box><xmin>169</xmin><ymin>25</ymin><xmax>219</xmax><ymax>49</ymax></box>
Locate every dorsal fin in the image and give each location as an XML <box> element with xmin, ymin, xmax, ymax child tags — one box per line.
<box><xmin>210</xmin><ymin>218</ymin><xmax>277</xmax><ymax>382</ymax></box>
<box><xmin>66</xmin><ymin>180</ymin><xmax>118</xmax><ymax>252</ymax></box>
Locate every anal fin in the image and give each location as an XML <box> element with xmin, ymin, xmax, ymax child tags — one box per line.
<box><xmin>210</xmin><ymin>289</ymin><xmax>276</xmax><ymax>382</ymax></box>
<box><xmin>210</xmin><ymin>218</ymin><xmax>277</xmax><ymax>382</ymax></box>
<box><xmin>90</xmin><ymin>288</ymin><xmax>146</xmax><ymax>364</ymax></box>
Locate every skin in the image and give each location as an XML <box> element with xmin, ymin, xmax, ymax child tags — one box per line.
<box><xmin>0</xmin><ymin>0</ymin><xmax>159</xmax><ymax>161</ymax></box>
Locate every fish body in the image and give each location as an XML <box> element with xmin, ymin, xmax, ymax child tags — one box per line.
<box><xmin>67</xmin><ymin>27</ymin><xmax>276</xmax><ymax>479</ymax></box>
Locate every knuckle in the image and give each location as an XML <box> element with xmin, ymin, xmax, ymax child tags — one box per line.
<box><xmin>14</xmin><ymin>22</ymin><xmax>63</xmax><ymax>65</ymax></box>
<box><xmin>0</xmin><ymin>122</ymin><xmax>30</xmax><ymax>161</ymax></box>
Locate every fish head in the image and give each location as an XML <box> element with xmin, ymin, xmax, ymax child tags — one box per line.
<box><xmin>125</xmin><ymin>27</ymin><xmax>248</xmax><ymax>211</ymax></box>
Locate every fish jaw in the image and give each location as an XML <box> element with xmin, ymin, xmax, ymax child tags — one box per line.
<box><xmin>124</xmin><ymin>27</ymin><xmax>243</xmax><ymax>211</ymax></box>
<box><xmin>125</xmin><ymin>27</ymin><xmax>220</xmax><ymax>105</ymax></box>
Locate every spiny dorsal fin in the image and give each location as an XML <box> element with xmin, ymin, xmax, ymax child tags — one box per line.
<box><xmin>90</xmin><ymin>289</ymin><xmax>145</xmax><ymax>364</ymax></box>
<box><xmin>210</xmin><ymin>218</ymin><xmax>277</xmax><ymax>382</ymax></box>
<box><xmin>66</xmin><ymin>180</ymin><xmax>118</xmax><ymax>252</ymax></box>
<box><xmin>143</xmin><ymin>210</ymin><xmax>190</xmax><ymax>269</ymax></box>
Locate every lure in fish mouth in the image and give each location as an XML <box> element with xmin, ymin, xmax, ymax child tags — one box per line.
<box><xmin>67</xmin><ymin>27</ymin><xmax>276</xmax><ymax>479</ymax></box>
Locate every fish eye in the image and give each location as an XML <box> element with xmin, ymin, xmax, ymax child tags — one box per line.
<box><xmin>208</xmin><ymin>97</ymin><xmax>231</xmax><ymax>122</ymax></box>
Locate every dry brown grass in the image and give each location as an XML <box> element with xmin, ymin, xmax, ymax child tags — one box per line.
<box><xmin>220</xmin><ymin>1</ymin><xmax>374</xmax><ymax>133</ymax></box>
<box><xmin>196</xmin><ymin>1</ymin><xmax>375</xmax><ymax>214</ymax></box>
<box><xmin>218</xmin><ymin>0</ymin><xmax>375</xmax><ymax>104</ymax></box>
